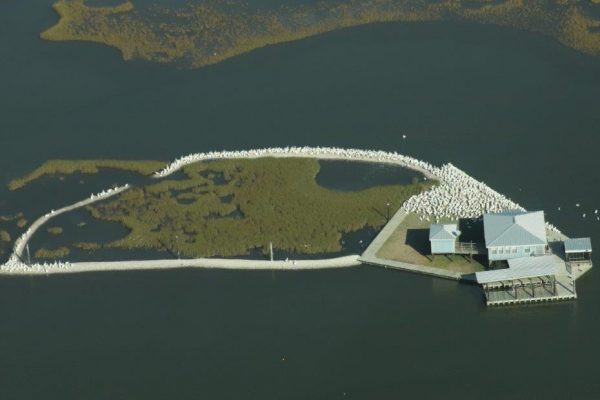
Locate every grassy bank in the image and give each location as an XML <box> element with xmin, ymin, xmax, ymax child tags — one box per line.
<box><xmin>8</xmin><ymin>159</ymin><xmax>166</xmax><ymax>190</ymax></box>
<box><xmin>84</xmin><ymin>158</ymin><xmax>434</xmax><ymax>257</ymax></box>
<box><xmin>41</xmin><ymin>0</ymin><xmax>600</xmax><ymax>69</ymax></box>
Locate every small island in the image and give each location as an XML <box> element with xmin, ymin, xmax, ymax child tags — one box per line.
<box><xmin>0</xmin><ymin>147</ymin><xmax>593</xmax><ymax>306</ymax></box>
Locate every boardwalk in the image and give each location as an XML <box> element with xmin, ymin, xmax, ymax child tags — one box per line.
<box><xmin>0</xmin><ymin>255</ymin><xmax>362</xmax><ymax>275</ymax></box>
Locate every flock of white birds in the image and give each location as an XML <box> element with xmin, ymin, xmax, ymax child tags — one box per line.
<box><xmin>155</xmin><ymin>146</ymin><xmax>532</xmax><ymax>220</ymax></box>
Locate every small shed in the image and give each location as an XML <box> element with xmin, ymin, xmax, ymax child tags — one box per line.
<box><xmin>564</xmin><ymin>238</ymin><xmax>592</xmax><ymax>262</ymax></box>
<box><xmin>429</xmin><ymin>223</ymin><xmax>461</xmax><ymax>255</ymax></box>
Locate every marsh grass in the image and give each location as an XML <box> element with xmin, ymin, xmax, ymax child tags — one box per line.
<box><xmin>86</xmin><ymin>158</ymin><xmax>434</xmax><ymax>258</ymax></box>
<box><xmin>41</xmin><ymin>0</ymin><xmax>600</xmax><ymax>69</ymax></box>
<box><xmin>0</xmin><ymin>230</ymin><xmax>11</xmax><ymax>242</ymax></box>
<box><xmin>34</xmin><ymin>246</ymin><xmax>70</xmax><ymax>259</ymax></box>
<box><xmin>46</xmin><ymin>227</ymin><xmax>64</xmax><ymax>235</ymax></box>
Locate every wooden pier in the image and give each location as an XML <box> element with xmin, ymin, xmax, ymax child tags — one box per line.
<box><xmin>477</xmin><ymin>255</ymin><xmax>578</xmax><ymax>306</ymax></box>
<box><xmin>483</xmin><ymin>275</ymin><xmax>576</xmax><ymax>306</ymax></box>
<box><xmin>454</xmin><ymin>241</ymin><xmax>486</xmax><ymax>255</ymax></box>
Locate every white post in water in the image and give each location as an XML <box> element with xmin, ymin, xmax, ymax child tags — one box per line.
<box><xmin>269</xmin><ymin>242</ymin><xmax>274</xmax><ymax>262</ymax></box>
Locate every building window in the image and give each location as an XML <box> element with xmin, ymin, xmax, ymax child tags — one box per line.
<box><xmin>512</xmin><ymin>247</ymin><xmax>517</xmax><ymax>253</ymax></box>
<box><xmin>524</xmin><ymin>247</ymin><xmax>530</xmax><ymax>253</ymax></box>
<box><xmin>492</xmin><ymin>249</ymin><xmax>497</xmax><ymax>254</ymax></box>
<box><xmin>499</xmin><ymin>248</ymin><xmax>504</xmax><ymax>254</ymax></box>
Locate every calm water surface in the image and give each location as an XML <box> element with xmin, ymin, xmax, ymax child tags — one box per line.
<box><xmin>1</xmin><ymin>1</ymin><xmax>600</xmax><ymax>398</ymax></box>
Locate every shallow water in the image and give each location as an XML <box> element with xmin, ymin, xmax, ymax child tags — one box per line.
<box><xmin>1</xmin><ymin>1</ymin><xmax>600</xmax><ymax>398</ymax></box>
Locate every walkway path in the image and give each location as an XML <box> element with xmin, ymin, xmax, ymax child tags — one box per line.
<box><xmin>0</xmin><ymin>255</ymin><xmax>362</xmax><ymax>275</ymax></box>
<box><xmin>9</xmin><ymin>185</ymin><xmax>130</xmax><ymax>263</ymax></box>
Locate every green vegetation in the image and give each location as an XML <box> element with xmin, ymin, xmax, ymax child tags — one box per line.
<box><xmin>0</xmin><ymin>230</ymin><xmax>11</xmax><ymax>242</ymax></box>
<box><xmin>41</xmin><ymin>0</ymin><xmax>600</xmax><ymax>69</ymax></box>
<box><xmin>34</xmin><ymin>246</ymin><xmax>70</xmax><ymax>259</ymax></box>
<box><xmin>84</xmin><ymin>158</ymin><xmax>434</xmax><ymax>257</ymax></box>
<box><xmin>46</xmin><ymin>227</ymin><xmax>63</xmax><ymax>235</ymax></box>
<box><xmin>0</xmin><ymin>212</ymin><xmax>24</xmax><ymax>222</ymax></box>
<box><xmin>73</xmin><ymin>242</ymin><xmax>102</xmax><ymax>251</ymax></box>
<box><xmin>8</xmin><ymin>159</ymin><xmax>166</xmax><ymax>191</ymax></box>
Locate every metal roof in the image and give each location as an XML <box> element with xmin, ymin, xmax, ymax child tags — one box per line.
<box><xmin>476</xmin><ymin>255</ymin><xmax>564</xmax><ymax>284</ymax></box>
<box><xmin>483</xmin><ymin>210</ymin><xmax>547</xmax><ymax>247</ymax></box>
<box><xmin>564</xmin><ymin>237</ymin><xmax>592</xmax><ymax>253</ymax></box>
<box><xmin>507</xmin><ymin>255</ymin><xmax>564</xmax><ymax>269</ymax></box>
<box><xmin>429</xmin><ymin>224</ymin><xmax>460</xmax><ymax>241</ymax></box>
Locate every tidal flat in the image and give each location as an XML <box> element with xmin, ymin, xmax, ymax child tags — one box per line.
<box><xmin>41</xmin><ymin>0</ymin><xmax>600</xmax><ymax>68</ymax></box>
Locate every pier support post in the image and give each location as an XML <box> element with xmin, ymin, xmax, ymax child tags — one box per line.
<box><xmin>529</xmin><ymin>278</ymin><xmax>535</xmax><ymax>298</ymax></box>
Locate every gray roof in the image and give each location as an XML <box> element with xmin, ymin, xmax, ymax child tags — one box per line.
<box><xmin>564</xmin><ymin>237</ymin><xmax>592</xmax><ymax>253</ymax></box>
<box><xmin>483</xmin><ymin>210</ymin><xmax>547</xmax><ymax>248</ymax></box>
<box><xmin>476</xmin><ymin>255</ymin><xmax>564</xmax><ymax>284</ymax></box>
<box><xmin>507</xmin><ymin>255</ymin><xmax>564</xmax><ymax>270</ymax></box>
<box><xmin>429</xmin><ymin>224</ymin><xmax>460</xmax><ymax>241</ymax></box>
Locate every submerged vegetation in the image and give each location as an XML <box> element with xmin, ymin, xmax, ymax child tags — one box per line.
<box><xmin>83</xmin><ymin>158</ymin><xmax>434</xmax><ymax>257</ymax></box>
<box><xmin>8</xmin><ymin>159</ymin><xmax>166</xmax><ymax>190</ymax></box>
<box><xmin>41</xmin><ymin>0</ymin><xmax>600</xmax><ymax>68</ymax></box>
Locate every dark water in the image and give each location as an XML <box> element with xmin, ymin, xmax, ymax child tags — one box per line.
<box><xmin>316</xmin><ymin>160</ymin><xmax>425</xmax><ymax>191</ymax></box>
<box><xmin>2</xmin><ymin>1</ymin><xmax>600</xmax><ymax>398</ymax></box>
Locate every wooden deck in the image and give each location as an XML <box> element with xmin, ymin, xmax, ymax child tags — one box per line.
<box><xmin>484</xmin><ymin>272</ymin><xmax>576</xmax><ymax>306</ymax></box>
<box><xmin>454</xmin><ymin>241</ymin><xmax>486</xmax><ymax>255</ymax></box>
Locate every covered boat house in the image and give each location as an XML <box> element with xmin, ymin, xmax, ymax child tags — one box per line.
<box><xmin>476</xmin><ymin>255</ymin><xmax>576</xmax><ymax>306</ymax></box>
